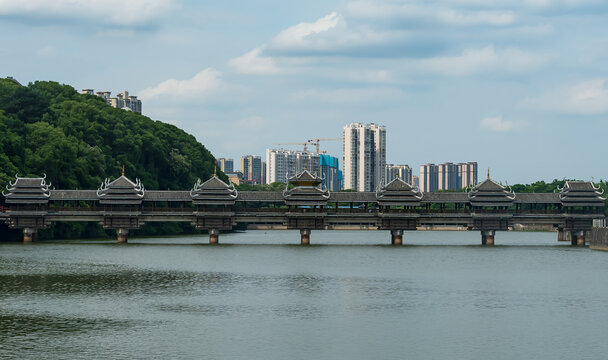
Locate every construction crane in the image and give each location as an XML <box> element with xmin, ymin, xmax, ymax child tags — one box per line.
<box><xmin>306</xmin><ymin>138</ymin><xmax>342</xmax><ymax>154</ymax></box>
<box><xmin>273</xmin><ymin>138</ymin><xmax>342</xmax><ymax>154</ymax></box>
<box><xmin>272</xmin><ymin>142</ymin><xmax>312</xmax><ymax>152</ymax></box>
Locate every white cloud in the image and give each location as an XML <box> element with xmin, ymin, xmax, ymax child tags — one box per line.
<box><xmin>229</xmin><ymin>48</ymin><xmax>280</xmax><ymax>75</ymax></box>
<box><xmin>345</xmin><ymin>1</ymin><xmax>517</xmax><ymax>26</ymax></box>
<box><xmin>523</xmin><ymin>78</ymin><xmax>608</xmax><ymax>114</ymax></box>
<box><xmin>421</xmin><ymin>45</ymin><xmax>546</xmax><ymax>76</ymax></box>
<box><xmin>139</xmin><ymin>68</ymin><xmax>225</xmax><ymax>102</ymax></box>
<box><xmin>480</xmin><ymin>116</ymin><xmax>522</xmax><ymax>132</ymax></box>
<box><xmin>0</xmin><ymin>0</ymin><xmax>176</xmax><ymax>28</ymax></box>
<box><xmin>271</xmin><ymin>12</ymin><xmax>342</xmax><ymax>50</ymax></box>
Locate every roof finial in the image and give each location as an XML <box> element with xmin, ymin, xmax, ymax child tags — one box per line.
<box><xmin>487</xmin><ymin>168</ymin><xmax>490</xmax><ymax>180</ymax></box>
<box><xmin>214</xmin><ymin>164</ymin><xmax>217</xmax><ymax>177</ymax></box>
<box><xmin>122</xmin><ymin>165</ymin><xmax>125</xmax><ymax>177</ymax></box>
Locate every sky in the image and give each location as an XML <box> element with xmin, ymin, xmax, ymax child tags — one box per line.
<box><xmin>1</xmin><ymin>0</ymin><xmax>607</xmax><ymax>184</ymax></box>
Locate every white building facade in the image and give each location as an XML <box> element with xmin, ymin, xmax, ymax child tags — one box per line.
<box><xmin>343</xmin><ymin>123</ymin><xmax>386</xmax><ymax>192</ymax></box>
<box><xmin>266</xmin><ymin>149</ymin><xmax>321</xmax><ymax>184</ymax></box>
<box><xmin>385</xmin><ymin>164</ymin><xmax>413</xmax><ymax>185</ymax></box>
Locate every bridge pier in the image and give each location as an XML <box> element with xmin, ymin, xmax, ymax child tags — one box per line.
<box><xmin>300</xmin><ymin>229</ymin><xmax>311</xmax><ymax>245</ymax></box>
<box><xmin>23</xmin><ymin>228</ymin><xmax>37</xmax><ymax>243</ymax></box>
<box><xmin>117</xmin><ymin>228</ymin><xmax>128</xmax><ymax>243</ymax></box>
<box><xmin>209</xmin><ymin>229</ymin><xmax>219</xmax><ymax>245</ymax></box>
<box><xmin>481</xmin><ymin>230</ymin><xmax>495</xmax><ymax>246</ymax></box>
<box><xmin>391</xmin><ymin>230</ymin><xmax>403</xmax><ymax>245</ymax></box>
<box><xmin>571</xmin><ymin>230</ymin><xmax>586</xmax><ymax>246</ymax></box>
<box><xmin>557</xmin><ymin>229</ymin><xmax>572</xmax><ymax>242</ymax></box>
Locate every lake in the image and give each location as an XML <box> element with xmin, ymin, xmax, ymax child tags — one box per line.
<box><xmin>1</xmin><ymin>230</ymin><xmax>607</xmax><ymax>360</ymax></box>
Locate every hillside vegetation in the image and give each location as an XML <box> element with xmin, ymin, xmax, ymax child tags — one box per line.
<box><xmin>0</xmin><ymin>79</ymin><xmax>222</xmax><ymax>239</ymax></box>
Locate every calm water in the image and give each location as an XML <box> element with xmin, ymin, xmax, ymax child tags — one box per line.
<box><xmin>1</xmin><ymin>231</ymin><xmax>607</xmax><ymax>360</ymax></box>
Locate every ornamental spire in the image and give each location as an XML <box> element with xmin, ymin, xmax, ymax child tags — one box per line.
<box><xmin>487</xmin><ymin>168</ymin><xmax>490</xmax><ymax>179</ymax></box>
<box><xmin>122</xmin><ymin>165</ymin><xmax>125</xmax><ymax>177</ymax></box>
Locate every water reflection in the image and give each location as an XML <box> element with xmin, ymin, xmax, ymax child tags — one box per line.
<box><xmin>1</xmin><ymin>232</ymin><xmax>608</xmax><ymax>360</ymax></box>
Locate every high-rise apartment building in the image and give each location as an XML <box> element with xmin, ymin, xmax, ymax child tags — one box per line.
<box><xmin>82</xmin><ymin>89</ymin><xmax>142</xmax><ymax>113</ymax></box>
<box><xmin>438</xmin><ymin>162</ymin><xmax>459</xmax><ymax>191</ymax></box>
<box><xmin>457</xmin><ymin>162</ymin><xmax>478</xmax><ymax>189</ymax></box>
<box><xmin>385</xmin><ymin>164</ymin><xmax>413</xmax><ymax>185</ymax></box>
<box><xmin>420</xmin><ymin>161</ymin><xmax>478</xmax><ymax>192</ymax></box>
<box><xmin>266</xmin><ymin>149</ymin><xmax>321</xmax><ymax>184</ymax></box>
<box><xmin>320</xmin><ymin>154</ymin><xmax>343</xmax><ymax>191</ymax></box>
<box><xmin>343</xmin><ymin>123</ymin><xmax>386</xmax><ymax>192</ymax></box>
<box><xmin>217</xmin><ymin>158</ymin><xmax>234</xmax><ymax>173</ymax></box>
<box><xmin>412</xmin><ymin>175</ymin><xmax>420</xmax><ymax>191</ymax></box>
<box><xmin>420</xmin><ymin>164</ymin><xmax>439</xmax><ymax>193</ymax></box>
<box><xmin>240</xmin><ymin>155</ymin><xmax>263</xmax><ymax>184</ymax></box>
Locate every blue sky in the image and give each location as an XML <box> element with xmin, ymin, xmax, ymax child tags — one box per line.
<box><xmin>1</xmin><ymin>0</ymin><xmax>607</xmax><ymax>184</ymax></box>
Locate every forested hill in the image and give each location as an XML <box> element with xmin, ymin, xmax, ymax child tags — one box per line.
<box><xmin>0</xmin><ymin>79</ymin><xmax>224</xmax><ymax>192</ymax></box>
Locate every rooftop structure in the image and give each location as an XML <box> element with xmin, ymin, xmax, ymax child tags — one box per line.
<box><xmin>97</xmin><ymin>174</ymin><xmax>145</xmax><ymax>205</ymax></box>
<box><xmin>376</xmin><ymin>177</ymin><xmax>423</xmax><ymax>206</ymax></box>
<box><xmin>283</xmin><ymin>170</ymin><xmax>330</xmax><ymax>206</ymax></box>
<box><xmin>190</xmin><ymin>176</ymin><xmax>238</xmax><ymax>206</ymax></box>
<box><xmin>2</xmin><ymin>174</ymin><xmax>51</xmax><ymax>204</ymax></box>
<box><xmin>559</xmin><ymin>181</ymin><xmax>605</xmax><ymax>207</ymax></box>
<box><xmin>468</xmin><ymin>177</ymin><xmax>515</xmax><ymax>207</ymax></box>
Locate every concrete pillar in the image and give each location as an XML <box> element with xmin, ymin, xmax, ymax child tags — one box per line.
<box><xmin>209</xmin><ymin>229</ymin><xmax>219</xmax><ymax>245</ymax></box>
<box><xmin>557</xmin><ymin>229</ymin><xmax>564</xmax><ymax>242</ymax></box>
<box><xmin>23</xmin><ymin>228</ymin><xmax>36</xmax><ymax>243</ymax></box>
<box><xmin>391</xmin><ymin>229</ymin><xmax>403</xmax><ymax>245</ymax></box>
<box><xmin>481</xmin><ymin>230</ymin><xmax>495</xmax><ymax>246</ymax></box>
<box><xmin>571</xmin><ymin>230</ymin><xmax>585</xmax><ymax>246</ymax></box>
<box><xmin>300</xmin><ymin>229</ymin><xmax>311</xmax><ymax>245</ymax></box>
<box><xmin>117</xmin><ymin>228</ymin><xmax>128</xmax><ymax>244</ymax></box>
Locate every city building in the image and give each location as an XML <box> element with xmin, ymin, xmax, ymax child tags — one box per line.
<box><xmin>320</xmin><ymin>154</ymin><xmax>343</xmax><ymax>191</ymax></box>
<box><xmin>420</xmin><ymin>162</ymin><xmax>478</xmax><ymax>192</ymax></box>
<box><xmin>343</xmin><ymin>123</ymin><xmax>386</xmax><ymax>192</ymax></box>
<box><xmin>420</xmin><ymin>164</ymin><xmax>439</xmax><ymax>193</ymax></box>
<box><xmin>240</xmin><ymin>155</ymin><xmax>263</xmax><ymax>184</ymax></box>
<box><xmin>217</xmin><ymin>158</ymin><xmax>234</xmax><ymax>173</ymax></box>
<box><xmin>438</xmin><ymin>162</ymin><xmax>459</xmax><ymax>191</ymax></box>
<box><xmin>458</xmin><ymin>162</ymin><xmax>478</xmax><ymax>189</ymax></box>
<box><xmin>412</xmin><ymin>175</ymin><xmax>420</xmax><ymax>191</ymax></box>
<box><xmin>81</xmin><ymin>89</ymin><xmax>142</xmax><ymax>113</ymax></box>
<box><xmin>3</xmin><ymin>76</ymin><xmax>22</xmax><ymax>86</ymax></box>
<box><xmin>266</xmin><ymin>149</ymin><xmax>321</xmax><ymax>184</ymax></box>
<box><xmin>225</xmin><ymin>171</ymin><xmax>243</xmax><ymax>185</ymax></box>
<box><xmin>385</xmin><ymin>164</ymin><xmax>412</xmax><ymax>185</ymax></box>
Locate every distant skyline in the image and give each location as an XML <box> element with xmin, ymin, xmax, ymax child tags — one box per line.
<box><xmin>1</xmin><ymin>0</ymin><xmax>607</xmax><ymax>184</ymax></box>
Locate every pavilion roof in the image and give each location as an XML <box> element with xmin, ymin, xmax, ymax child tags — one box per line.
<box><xmin>559</xmin><ymin>181</ymin><xmax>605</xmax><ymax>207</ymax></box>
<box><xmin>468</xmin><ymin>178</ymin><xmax>515</xmax><ymax>207</ymax></box>
<box><xmin>376</xmin><ymin>177</ymin><xmax>423</xmax><ymax>206</ymax></box>
<box><xmin>97</xmin><ymin>175</ymin><xmax>145</xmax><ymax>205</ymax></box>
<box><xmin>191</xmin><ymin>176</ymin><xmax>237</xmax><ymax>205</ymax></box>
<box><xmin>284</xmin><ymin>170</ymin><xmax>329</xmax><ymax>205</ymax></box>
<box><xmin>2</xmin><ymin>174</ymin><xmax>51</xmax><ymax>204</ymax></box>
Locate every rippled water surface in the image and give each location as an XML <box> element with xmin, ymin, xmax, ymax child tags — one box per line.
<box><xmin>1</xmin><ymin>231</ymin><xmax>607</xmax><ymax>360</ymax></box>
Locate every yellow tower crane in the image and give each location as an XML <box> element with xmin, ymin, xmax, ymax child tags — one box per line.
<box><xmin>306</xmin><ymin>138</ymin><xmax>342</xmax><ymax>154</ymax></box>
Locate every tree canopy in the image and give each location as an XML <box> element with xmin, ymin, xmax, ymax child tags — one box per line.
<box><xmin>0</xmin><ymin>79</ymin><xmax>224</xmax><ymax>239</ymax></box>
